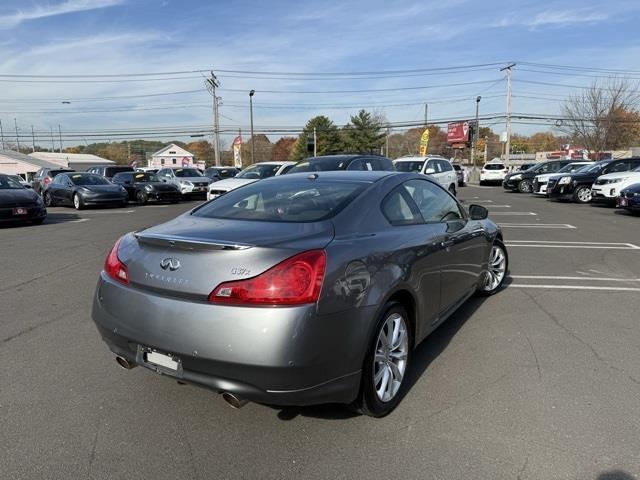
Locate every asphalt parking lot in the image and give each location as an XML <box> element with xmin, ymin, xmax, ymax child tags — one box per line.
<box><xmin>2</xmin><ymin>190</ymin><xmax>640</xmax><ymax>480</ymax></box>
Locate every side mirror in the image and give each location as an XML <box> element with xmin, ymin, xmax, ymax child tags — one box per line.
<box><xmin>425</xmin><ymin>168</ymin><xmax>435</xmax><ymax>174</ymax></box>
<box><xmin>468</xmin><ymin>204</ymin><xmax>489</xmax><ymax>220</ymax></box>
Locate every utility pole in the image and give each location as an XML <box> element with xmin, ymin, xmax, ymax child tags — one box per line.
<box><xmin>249</xmin><ymin>90</ymin><xmax>255</xmax><ymax>164</ymax></box>
<box><xmin>313</xmin><ymin>127</ymin><xmax>317</xmax><ymax>156</ymax></box>
<box><xmin>471</xmin><ymin>96</ymin><xmax>481</xmax><ymax>168</ymax></box>
<box><xmin>0</xmin><ymin>120</ymin><xmax>4</xmax><ymax>150</ymax></box>
<box><xmin>500</xmin><ymin>63</ymin><xmax>516</xmax><ymax>166</ymax></box>
<box><xmin>385</xmin><ymin>127</ymin><xmax>390</xmax><ymax>157</ymax></box>
<box><xmin>14</xmin><ymin>118</ymin><xmax>20</xmax><ymax>152</ymax></box>
<box><xmin>50</xmin><ymin>126</ymin><xmax>55</xmax><ymax>152</ymax></box>
<box><xmin>483</xmin><ymin>135</ymin><xmax>488</xmax><ymax>162</ymax></box>
<box><xmin>58</xmin><ymin>124</ymin><xmax>63</xmax><ymax>153</ymax></box>
<box><xmin>31</xmin><ymin>125</ymin><xmax>36</xmax><ymax>152</ymax></box>
<box><xmin>205</xmin><ymin>72</ymin><xmax>221</xmax><ymax>166</ymax></box>
<box><xmin>424</xmin><ymin>103</ymin><xmax>428</xmax><ymax>126</ymax></box>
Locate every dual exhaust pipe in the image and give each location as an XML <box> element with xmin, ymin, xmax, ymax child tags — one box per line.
<box><xmin>114</xmin><ymin>356</ymin><xmax>248</xmax><ymax>409</ymax></box>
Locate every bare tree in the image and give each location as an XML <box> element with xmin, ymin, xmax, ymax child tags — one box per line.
<box><xmin>560</xmin><ymin>78</ymin><xmax>640</xmax><ymax>156</ymax></box>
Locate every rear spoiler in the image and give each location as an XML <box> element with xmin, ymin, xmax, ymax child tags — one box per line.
<box><xmin>134</xmin><ymin>232</ymin><xmax>252</xmax><ymax>251</ymax></box>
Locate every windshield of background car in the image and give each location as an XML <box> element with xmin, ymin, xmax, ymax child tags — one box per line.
<box><xmin>133</xmin><ymin>172</ymin><xmax>159</xmax><ymax>182</ymax></box>
<box><xmin>0</xmin><ymin>175</ymin><xmax>25</xmax><ymax>189</ymax></box>
<box><xmin>483</xmin><ymin>164</ymin><xmax>505</xmax><ymax>170</ymax></box>
<box><xmin>51</xmin><ymin>170</ymin><xmax>73</xmax><ymax>178</ymax></box>
<box><xmin>394</xmin><ymin>161</ymin><xmax>424</xmax><ymax>172</ymax></box>
<box><xmin>106</xmin><ymin>167</ymin><xmax>133</xmax><ymax>175</ymax></box>
<box><xmin>219</xmin><ymin>168</ymin><xmax>239</xmax><ymax>178</ymax></box>
<box><xmin>70</xmin><ymin>174</ymin><xmax>111</xmax><ymax>186</ymax></box>
<box><xmin>558</xmin><ymin>163</ymin><xmax>585</xmax><ymax>173</ymax></box>
<box><xmin>193</xmin><ymin>179</ymin><xmax>367</xmax><ymax>222</ymax></box>
<box><xmin>174</xmin><ymin>168</ymin><xmax>203</xmax><ymax>178</ymax></box>
<box><xmin>582</xmin><ymin>162</ymin><xmax>608</xmax><ymax>174</ymax></box>
<box><xmin>288</xmin><ymin>159</ymin><xmax>349</xmax><ymax>173</ymax></box>
<box><xmin>236</xmin><ymin>164</ymin><xmax>281</xmax><ymax>179</ymax></box>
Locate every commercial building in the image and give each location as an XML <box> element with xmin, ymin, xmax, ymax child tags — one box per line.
<box><xmin>29</xmin><ymin>152</ymin><xmax>114</xmax><ymax>171</ymax></box>
<box><xmin>0</xmin><ymin>150</ymin><xmax>60</xmax><ymax>181</ymax></box>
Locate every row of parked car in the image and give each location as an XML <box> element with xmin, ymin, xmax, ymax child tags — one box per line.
<box><xmin>1</xmin><ymin>153</ymin><xmax>468</xmax><ymax>227</ymax></box>
<box><xmin>477</xmin><ymin>157</ymin><xmax>640</xmax><ymax>214</ymax></box>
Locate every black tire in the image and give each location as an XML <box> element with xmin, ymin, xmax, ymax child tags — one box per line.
<box><xmin>136</xmin><ymin>190</ymin><xmax>147</xmax><ymax>206</ymax></box>
<box><xmin>44</xmin><ymin>192</ymin><xmax>54</xmax><ymax>207</ymax></box>
<box><xmin>479</xmin><ymin>180</ymin><xmax>484</xmax><ymax>186</ymax></box>
<box><xmin>448</xmin><ymin>184</ymin><xmax>457</xmax><ymax>197</ymax></box>
<box><xmin>573</xmin><ymin>186</ymin><xmax>592</xmax><ymax>204</ymax></box>
<box><xmin>73</xmin><ymin>193</ymin><xmax>84</xmax><ymax>210</ymax></box>
<box><xmin>517</xmin><ymin>179</ymin><xmax>533</xmax><ymax>193</ymax></box>
<box><xmin>476</xmin><ymin>239</ymin><xmax>508</xmax><ymax>296</ymax></box>
<box><xmin>353</xmin><ymin>302</ymin><xmax>412</xmax><ymax>417</ymax></box>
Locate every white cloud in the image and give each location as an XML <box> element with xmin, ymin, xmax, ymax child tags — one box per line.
<box><xmin>527</xmin><ymin>8</ymin><xmax>609</xmax><ymax>28</ymax></box>
<box><xmin>0</xmin><ymin>0</ymin><xmax>126</xmax><ymax>28</ymax></box>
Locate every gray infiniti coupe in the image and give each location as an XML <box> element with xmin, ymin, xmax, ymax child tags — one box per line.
<box><xmin>92</xmin><ymin>171</ymin><xmax>507</xmax><ymax>417</ymax></box>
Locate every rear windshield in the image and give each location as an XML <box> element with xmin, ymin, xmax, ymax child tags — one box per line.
<box><xmin>106</xmin><ymin>167</ymin><xmax>133</xmax><ymax>175</ymax></box>
<box><xmin>70</xmin><ymin>174</ymin><xmax>110</xmax><ymax>185</ymax></box>
<box><xmin>174</xmin><ymin>168</ymin><xmax>203</xmax><ymax>177</ymax></box>
<box><xmin>193</xmin><ymin>179</ymin><xmax>367</xmax><ymax>222</ymax></box>
<box><xmin>288</xmin><ymin>159</ymin><xmax>349</xmax><ymax>173</ymax></box>
<box><xmin>483</xmin><ymin>164</ymin><xmax>505</xmax><ymax>170</ymax></box>
<box><xmin>394</xmin><ymin>161</ymin><xmax>424</xmax><ymax>173</ymax></box>
<box><xmin>50</xmin><ymin>170</ymin><xmax>74</xmax><ymax>177</ymax></box>
<box><xmin>133</xmin><ymin>172</ymin><xmax>159</xmax><ymax>182</ymax></box>
<box><xmin>236</xmin><ymin>164</ymin><xmax>281</xmax><ymax>179</ymax></box>
<box><xmin>0</xmin><ymin>175</ymin><xmax>25</xmax><ymax>189</ymax></box>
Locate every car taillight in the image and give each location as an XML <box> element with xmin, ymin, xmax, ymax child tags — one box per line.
<box><xmin>104</xmin><ymin>237</ymin><xmax>129</xmax><ymax>285</ymax></box>
<box><xmin>43</xmin><ymin>177</ymin><xmax>51</xmax><ymax>185</ymax></box>
<box><xmin>209</xmin><ymin>250</ymin><xmax>326</xmax><ymax>306</ymax></box>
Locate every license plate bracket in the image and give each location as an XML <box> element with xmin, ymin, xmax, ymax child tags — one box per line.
<box><xmin>13</xmin><ymin>207</ymin><xmax>27</xmax><ymax>215</ymax></box>
<box><xmin>136</xmin><ymin>345</ymin><xmax>183</xmax><ymax>377</ymax></box>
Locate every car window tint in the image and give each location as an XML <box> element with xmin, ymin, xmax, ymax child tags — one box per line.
<box><xmin>403</xmin><ymin>179</ymin><xmax>463</xmax><ymax>223</ymax></box>
<box><xmin>438</xmin><ymin>160</ymin><xmax>453</xmax><ymax>172</ymax></box>
<box><xmin>609</xmin><ymin>161</ymin><xmax>630</xmax><ymax>173</ymax></box>
<box><xmin>52</xmin><ymin>175</ymin><xmax>65</xmax><ymax>185</ymax></box>
<box><xmin>381</xmin><ymin>187</ymin><xmax>422</xmax><ymax>226</ymax></box>
<box><xmin>346</xmin><ymin>159</ymin><xmax>367</xmax><ymax>171</ymax></box>
<box><xmin>394</xmin><ymin>161</ymin><xmax>424</xmax><ymax>173</ymax></box>
<box><xmin>279</xmin><ymin>164</ymin><xmax>294</xmax><ymax>174</ymax></box>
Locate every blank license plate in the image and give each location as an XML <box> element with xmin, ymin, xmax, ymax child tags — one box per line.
<box><xmin>620</xmin><ymin>198</ymin><xmax>628</xmax><ymax>206</ymax></box>
<box><xmin>145</xmin><ymin>351</ymin><xmax>179</xmax><ymax>371</ymax></box>
<box><xmin>13</xmin><ymin>207</ymin><xmax>27</xmax><ymax>215</ymax></box>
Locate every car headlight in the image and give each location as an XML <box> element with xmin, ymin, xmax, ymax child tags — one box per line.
<box><xmin>558</xmin><ymin>176</ymin><xmax>572</xmax><ymax>185</ymax></box>
<box><xmin>606</xmin><ymin>178</ymin><xmax>625</xmax><ymax>184</ymax></box>
<box><xmin>634</xmin><ymin>192</ymin><xmax>640</xmax><ymax>197</ymax></box>
<box><xmin>180</xmin><ymin>180</ymin><xmax>193</xmax><ymax>186</ymax></box>
<box><xmin>144</xmin><ymin>184</ymin><xmax>154</xmax><ymax>192</ymax></box>
<box><xmin>511</xmin><ymin>174</ymin><xmax>522</xmax><ymax>181</ymax></box>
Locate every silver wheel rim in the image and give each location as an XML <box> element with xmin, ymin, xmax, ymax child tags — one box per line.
<box><xmin>483</xmin><ymin>245</ymin><xmax>506</xmax><ymax>291</ymax></box>
<box><xmin>520</xmin><ymin>181</ymin><xmax>531</xmax><ymax>192</ymax></box>
<box><xmin>45</xmin><ymin>194</ymin><xmax>51</xmax><ymax>206</ymax></box>
<box><xmin>373</xmin><ymin>313</ymin><xmax>408</xmax><ymax>403</ymax></box>
<box><xmin>74</xmin><ymin>195</ymin><xmax>79</xmax><ymax>209</ymax></box>
<box><xmin>578</xmin><ymin>188</ymin><xmax>591</xmax><ymax>202</ymax></box>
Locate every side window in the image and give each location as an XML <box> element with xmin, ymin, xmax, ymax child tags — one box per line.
<box><xmin>538</xmin><ymin>163</ymin><xmax>551</xmax><ymax>173</ymax></box>
<box><xmin>279</xmin><ymin>164</ymin><xmax>294</xmax><ymax>175</ymax></box>
<box><xmin>610</xmin><ymin>161</ymin><xmax>630</xmax><ymax>173</ymax></box>
<box><xmin>346</xmin><ymin>159</ymin><xmax>367</xmax><ymax>171</ymax></box>
<box><xmin>438</xmin><ymin>160</ymin><xmax>453</xmax><ymax>172</ymax></box>
<box><xmin>381</xmin><ymin>187</ymin><xmax>422</xmax><ymax>226</ymax></box>
<box><xmin>403</xmin><ymin>179</ymin><xmax>463</xmax><ymax>223</ymax></box>
<box><xmin>53</xmin><ymin>175</ymin><xmax>65</xmax><ymax>185</ymax></box>
<box><xmin>425</xmin><ymin>160</ymin><xmax>437</xmax><ymax>173</ymax></box>
<box><xmin>630</xmin><ymin>159</ymin><xmax>640</xmax><ymax>170</ymax></box>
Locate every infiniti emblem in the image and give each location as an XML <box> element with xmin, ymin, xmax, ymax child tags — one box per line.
<box><xmin>160</xmin><ymin>257</ymin><xmax>181</xmax><ymax>271</ymax></box>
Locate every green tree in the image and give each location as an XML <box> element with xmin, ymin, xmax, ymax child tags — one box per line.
<box><xmin>342</xmin><ymin>109</ymin><xmax>385</xmax><ymax>153</ymax></box>
<box><xmin>290</xmin><ymin>116</ymin><xmax>342</xmax><ymax>160</ymax></box>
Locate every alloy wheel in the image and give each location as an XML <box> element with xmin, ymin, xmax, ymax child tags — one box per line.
<box><xmin>483</xmin><ymin>244</ymin><xmax>507</xmax><ymax>291</ymax></box>
<box><xmin>577</xmin><ymin>187</ymin><xmax>592</xmax><ymax>203</ymax></box>
<box><xmin>373</xmin><ymin>313</ymin><xmax>409</xmax><ymax>403</ymax></box>
<box><xmin>73</xmin><ymin>194</ymin><xmax>80</xmax><ymax>210</ymax></box>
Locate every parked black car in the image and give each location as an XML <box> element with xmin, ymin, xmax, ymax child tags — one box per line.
<box><xmin>203</xmin><ymin>167</ymin><xmax>241</xmax><ymax>182</ymax></box>
<box><xmin>31</xmin><ymin>167</ymin><xmax>75</xmax><ymax>195</ymax></box>
<box><xmin>86</xmin><ymin>165</ymin><xmax>134</xmax><ymax>179</ymax></box>
<box><xmin>288</xmin><ymin>155</ymin><xmax>394</xmax><ymax>174</ymax></box>
<box><xmin>0</xmin><ymin>174</ymin><xmax>47</xmax><ymax>225</ymax></box>
<box><xmin>548</xmin><ymin>158</ymin><xmax>640</xmax><ymax>204</ymax></box>
<box><xmin>503</xmin><ymin>160</ymin><xmax>575</xmax><ymax>193</ymax></box>
<box><xmin>452</xmin><ymin>164</ymin><xmax>465</xmax><ymax>187</ymax></box>
<box><xmin>112</xmin><ymin>171</ymin><xmax>181</xmax><ymax>205</ymax></box>
<box><xmin>617</xmin><ymin>184</ymin><xmax>640</xmax><ymax>214</ymax></box>
<box><xmin>43</xmin><ymin>172</ymin><xmax>129</xmax><ymax>210</ymax></box>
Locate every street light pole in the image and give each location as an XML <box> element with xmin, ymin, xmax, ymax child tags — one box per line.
<box><xmin>471</xmin><ymin>96</ymin><xmax>481</xmax><ymax>168</ymax></box>
<box><xmin>249</xmin><ymin>90</ymin><xmax>255</xmax><ymax>164</ymax></box>
<box><xmin>500</xmin><ymin>63</ymin><xmax>516</xmax><ymax>166</ymax></box>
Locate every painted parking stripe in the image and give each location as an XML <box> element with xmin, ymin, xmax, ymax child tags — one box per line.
<box><xmin>509</xmin><ymin>284</ymin><xmax>640</xmax><ymax>292</ymax></box>
<box><xmin>79</xmin><ymin>210</ymin><xmax>136</xmax><ymax>215</ymax></box>
<box><xmin>498</xmin><ymin>223</ymin><xmax>576</xmax><ymax>229</ymax></box>
<box><xmin>511</xmin><ymin>275</ymin><xmax>640</xmax><ymax>282</ymax></box>
<box><xmin>490</xmin><ymin>212</ymin><xmax>537</xmax><ymax>216</ymax></box>
<box><xmin>505</xmin><ymin>240</ymin><xmax>640</xmax><ymax>249</ymax></box>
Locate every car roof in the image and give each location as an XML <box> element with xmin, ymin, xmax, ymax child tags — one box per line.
<box><xmin>394</xmin><ymin>156</ymin><xmax>446</xmax><ymax>162</ymax></box>
<box><xmin>305</xmin><ymin>155</ymin><xmax>385</xmax><ymax>162</ymax></box>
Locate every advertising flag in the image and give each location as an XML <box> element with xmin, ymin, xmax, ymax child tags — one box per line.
<box><xmin>233</xmin><ymin>134</ymin><xmax>242</xmax><ymax>168</ymax></box>
<box><xmin>419</xmin><ymin>128</ymin><xmax>430</xmax><ymax>156</ymax></box>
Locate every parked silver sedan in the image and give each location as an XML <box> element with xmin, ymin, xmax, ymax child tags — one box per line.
<box><xmin>92</xmin><ymin>171</ymin><xmax>507</xmax><ymax>416</ymax></box>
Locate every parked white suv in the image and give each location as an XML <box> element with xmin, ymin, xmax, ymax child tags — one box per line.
<box><xmin>479</xmin><ymin>161</ymin><xmax>507</xmax><ymax>185</ymax></box>
<box><xmin>591</xmin><ymin>165</ymin><xmax>640</xmax><ymax>203</ymax></box>
<box><xmin>207</xmin><ymin>161</ymin><xmax>296</xmax><ymax>200</ymax></box>
<box><xmin>393</xmin><ymin>156</ymin><xmax>458</xmax><ymax>195</ymax></box>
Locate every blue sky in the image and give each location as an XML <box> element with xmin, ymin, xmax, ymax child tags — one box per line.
<box><xmin>1</xmin><ymin>0</ymin><xmax>640</xmax><ymax>147</ymax></box>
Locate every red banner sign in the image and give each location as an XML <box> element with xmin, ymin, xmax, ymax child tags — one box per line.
<box><xmin>447</xmin><ymin>122</ymin><xmax>470</xmax><ymax>143</ymax></box>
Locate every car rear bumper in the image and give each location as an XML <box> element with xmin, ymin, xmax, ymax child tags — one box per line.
<box><xmin>0</xmin><ymin>205</ymin><xmax>46</xmax><ymax>223</ymax></box>
<box><xmin>92</xmin><ymin>273</ymin><xmax>368</xmax><ymax>406</ymax></box>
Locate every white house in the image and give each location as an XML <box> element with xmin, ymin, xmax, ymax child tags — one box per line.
<box><xmin>149</xmin><ymin>144</ymin><xmax>198</xmax><ymax>169</ymax></box>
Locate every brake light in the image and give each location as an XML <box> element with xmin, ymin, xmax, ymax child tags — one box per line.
<box><xmin>104</xmin><ymin>237</ymin><xmax>129</xmax><ymax>285</ymax></box>
<box><xmin>209</xmin><ymin>250</ymin><xmax>326</xmax><ymax>306</ymax></box>
<box><xmin>43</xmin><ymin>177</ymin><xmax>51</xmax><ymax>185</ymax></box>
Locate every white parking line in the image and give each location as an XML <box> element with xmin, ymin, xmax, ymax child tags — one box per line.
<box><xmin>505</xmin><ymin>240</ymin><xmax>640</xmax><ymax>249</ymax></box>
<box><xmin>80</xmin><ymin>210</ymin><xmax>136</xmax><ymax>215</ymax></box>
<box><xmin>490</xmin><ymin>212</ymin><xmax>537</xmax><ymax>216</ymax></box>
<box><xmin>486</xmin><ymin>205</ymin><xmax>511</xmax><ymax>208</ymax></box>
<box><xmin>511</xmin><ymin>275</ymin><xmax>640</xmax><ymax>282</ymax></box>
<box><xmin>509</xmin><ymin>284</ymin><xmax>640</xmax><ymax>292</ymax></box>
<box><xmin>498</xmin><ymin>223</ymin><xmax>576</xmax><ymax>229</ymax></box>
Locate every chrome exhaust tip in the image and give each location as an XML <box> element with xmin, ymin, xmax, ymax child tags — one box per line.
<box><xmin>115</xmin><ymin>355</ymin><xmax>136</xmax><ymax>370</ymax></box>
<box><xmin>221</xmin><ymin>392</ymin><xmax>248</xmax><ymax>409</ymax></box>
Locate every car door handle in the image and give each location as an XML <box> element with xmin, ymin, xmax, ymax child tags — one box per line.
<box><xmin>440</xmin><ymin>239</ymin><xmax>454</xmax><ymax>248</ymax></box>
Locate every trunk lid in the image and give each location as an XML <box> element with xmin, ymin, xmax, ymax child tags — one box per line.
<box><xmin>118</xmin><ymin>214</ymin><xmax>335</xmax><ymax>298</ymax></box>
